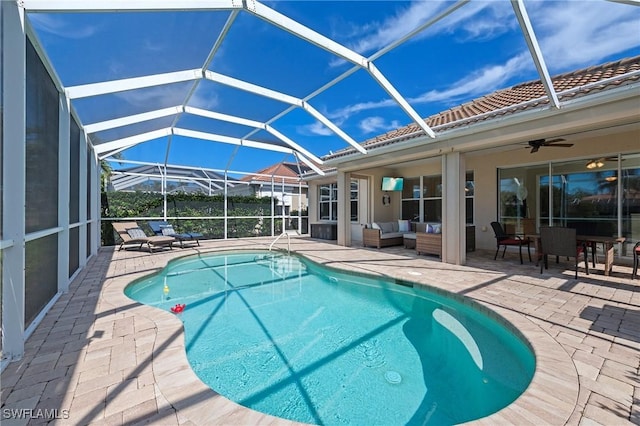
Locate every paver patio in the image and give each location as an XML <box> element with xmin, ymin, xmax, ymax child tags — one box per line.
<box><xmin>1</xmin><ymin>236</ymin><xmax>639</xmax><ymax>425</ymax></box>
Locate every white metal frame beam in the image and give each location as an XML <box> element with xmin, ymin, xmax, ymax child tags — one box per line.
<box><xmin>21</xmin><ymin>0</ymin><xmax>241</xmax><ymax>12</ymax></box>
<box><xmin>248</xmin><ymin>0</ymin><xmax>436</xmax><ymax>138</ymax></box>
<box><xmin>185</xmin><ymin>106</ymin><xmax>324</xmax><ymax>163</ymax></box>
<box><xmin>173</xmin><ymin>127</ymin><xmax>291</xmax><ymax>153</ymax></box>
<box><xmin>66</xmin><ymin>69</ymin><xmax>202</xmax><ymax>99</ymax></box>
<box><xmin>84</xmin><ymin>106</ymin><xmax>184</xmax><ymax>133</ymax></box>
<box><xmin>95</xmin><ymin>128</ymin><xmax>172</xmax><ymax>156</ymax></box>
<box><xmin>172</xmin><ymin>128</ymin><xmax>325</xmax><ymax>175</ymax></box>
<box><xmin>87</xmin><ymin>103</ymin><xmax>323</xmax><ymax>165</ymax></box>
<box><xmin>512</xmin><ymin>0</ymin><xmax>560</xmax><ymax>109</ymax></box>
<box><xmin>204</xmin><ymin>71</ymin><xmax>365</xmax><ymax>153</ymax></box>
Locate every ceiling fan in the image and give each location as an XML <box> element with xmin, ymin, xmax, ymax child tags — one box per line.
<box><xmin>526</xmin><ymin>138</ymin><xmax>573</xmax><ymax>153</ymax></box>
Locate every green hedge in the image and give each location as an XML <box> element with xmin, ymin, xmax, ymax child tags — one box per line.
<box><xmin>101</xmin><ymin>191</ymin><xmax>275</xmax><ymax>245</ymax></box>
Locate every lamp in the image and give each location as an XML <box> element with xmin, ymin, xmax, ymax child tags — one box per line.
<box><xmin>586</xmin><ymin>159</ymin><xmax>605</xmax><ymax>169</ymax></box>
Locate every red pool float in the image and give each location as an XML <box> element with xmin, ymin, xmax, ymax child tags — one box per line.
<box><xmin>170</xmin><ymin>303</ymin><xmax>186</xmax><ymax>314</ymax></box>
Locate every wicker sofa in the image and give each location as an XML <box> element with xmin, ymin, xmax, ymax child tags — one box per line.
<box><xmin>362</xmin><ymin>220</ymin><xmax>413</xmax><ymax>248</ymax></box>
<box><xmin>416</xmin><ymin>231</ymin><xmax>442</xmax><ymax>257</ymax></box>
<box><xmin>403</xmin><ymin>223</ymin><xmax>444</xmax><ymax>257</ymax></box>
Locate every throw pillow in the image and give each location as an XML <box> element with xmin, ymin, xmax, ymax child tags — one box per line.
<box><xmin>371</xmin><ymin>222</ymin><xmax>381</xmax><ymax>230</ymax></box>
<box><xmin>432</xmin><ymin>224</ymin><xmax>442</xmax><ymax>234</ymax></box>
<box><xmin>398</xmin><ymin>219</ymin><xmax>410</xmax><ymax>232</ymax></box>
<box><xmin>161</xmin><ymin>226</ymin><xmax>176</xmax><ymax>236</ymax></box>
<box><xmin>126</xmin><ymin>228</ymin><xmax>147</xmax><ymax>239</ymax></box>
<box><xmin>426</xmin><ymin>224</ymin><xmax>434</xmax><ymax>234</ymax></box>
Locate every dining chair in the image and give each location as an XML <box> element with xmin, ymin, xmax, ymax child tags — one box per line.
<box><xmin>539</xmin><ymin>227</ymin><xmax>589</xmax><ymax>279</ymax></box>
<box><xmin>632</xmin><ymin>241</ymin><xmax>640</xmax><ymax>280</ymax></box>
<box><xmin>490</xmin><ymin>221</ymin><xmax>531</xmax><ymax>264</ymax></box>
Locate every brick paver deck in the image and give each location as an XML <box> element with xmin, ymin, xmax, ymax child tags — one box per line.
<box><xmin>1</xmin><ymin>236</ymin><xmax>639</xmax><ymax>425</ymax></box>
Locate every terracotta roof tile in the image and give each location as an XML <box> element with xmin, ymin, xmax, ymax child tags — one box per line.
<box><xmin>242</xmin><ymin>162</ymin><xmax>309</xmax><ymax>183</ymax></box>
<box><xmin>326</xmin><ymin>55</ymin><xmax>640</xmax><ymax>160</ymax></box>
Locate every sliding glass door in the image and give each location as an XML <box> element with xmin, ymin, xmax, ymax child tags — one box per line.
<box><xmin>499</xmin><ymin>153</ymin><xmax>640</xmax><ymax>258</ymax></box>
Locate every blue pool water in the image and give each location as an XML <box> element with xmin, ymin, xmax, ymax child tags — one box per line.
<box><xmin>125</xmin><ymin>251</ymin><xmax>535</xmax><ymax>425</ymax></box>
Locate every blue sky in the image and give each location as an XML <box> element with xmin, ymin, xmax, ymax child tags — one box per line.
<box><xmin>28</xmin><ymin>0</ymin><xmax>640</xmax><ymax>177</ymax></box>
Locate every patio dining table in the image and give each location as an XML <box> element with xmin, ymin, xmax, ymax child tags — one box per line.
<box><xmin>528</xmin><ymin>233</ymin><xmax>625</xmax><ymax>276</ymax></box>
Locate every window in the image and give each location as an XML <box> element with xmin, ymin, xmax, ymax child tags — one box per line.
<box><xmin>401</xmin><ymin>177</ymin><xmax>420</xmax><ymax>221</ymax></box>
<box><xmin>319</xmin><ymin>183</ymin><xmax>337</xmax><ymax>221</ymax></box>
<box><xmin>350</xmin><ymin>180</ymin><xmax>358</xmax><ymax>222</ymax></box>
<box><xmin>423</xmin><ymin>175</ymin><xmax>442</xmax><ymax>223</ymax></box>
<box><xmin>402</xmin><ymin>173</ymin><xmax>474</xmax><ymax>224</ymax></box>
<box><xmin>318</xmin><ymin>180</ymin><xmax>359</xmax><ymax>222</ymax></box>
<box><xmin>465</xmin><ymin>171</ymin><xmax>475</xmax><ymax>225</ymax></box>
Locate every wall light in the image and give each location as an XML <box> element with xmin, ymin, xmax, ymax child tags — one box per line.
<box><xmin>605</xmin><ymin>176</ymin><xmax>617</xmax><ymax>182</ymax></box>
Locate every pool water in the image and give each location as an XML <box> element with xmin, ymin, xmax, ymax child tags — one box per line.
<box><xmin>125</xmin><ymin>251</ymin><xmax>535</xmax><ymax>425</ymax></box>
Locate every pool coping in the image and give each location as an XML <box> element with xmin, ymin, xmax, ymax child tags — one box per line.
<box><xmin>108</xmin><ymin>245</ymin><xmax>578</xmax><ymax>425</ymax></box>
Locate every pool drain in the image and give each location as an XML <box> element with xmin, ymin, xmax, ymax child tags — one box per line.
<box><xmin>385</xmin><ymin>370</ymin><xmax>402</xmax><ymax>384</ymax></box>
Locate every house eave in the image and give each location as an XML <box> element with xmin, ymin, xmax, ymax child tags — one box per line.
<box><xmin>324</xmin><ymin>81</ymin><xmax>640</xmax><ymax>172</ymax></box>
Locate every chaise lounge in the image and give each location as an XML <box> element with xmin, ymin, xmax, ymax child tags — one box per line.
<box><xmin>148</xmin><ymin>221</ymin><xmax>202</xmax><ymax>248</ymax></box>
<box><xmin>112</xmin><ymin>221</ymin><xmax>176</xmax><ymax>252</ymax></box>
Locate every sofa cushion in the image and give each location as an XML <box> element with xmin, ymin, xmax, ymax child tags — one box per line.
<box><xmin>398</xmin><ymin>219</ymin><xmax>410</xmax><ymax>232</ymax></box>
<box><xmin>380</xmin><ymin>222</ymin><xmax>395</xmax><ymax>233</ymax></box>
<box><xmin>380</xmin><ymin>232</ymin><xmax>404</xmax><ymax>239</ymax></box>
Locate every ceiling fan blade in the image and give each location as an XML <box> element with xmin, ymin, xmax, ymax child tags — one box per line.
<box><xmin>530</xmin><ymin>146</ymin><xmax>539</xmax><ymax>153</ymax></box>
<box><xmin>544</xmin><ymin>138</ymin><xmax>566</xmax><ymax>144</ymax></box>
<box><xmin>546</xmin><ymin>143</ymin><xmax>574</xmax><ymax>147</ymax></box>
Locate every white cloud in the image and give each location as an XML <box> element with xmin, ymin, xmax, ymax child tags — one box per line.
<box><xmin>328</xmin><ymin>98</ymin><xmax>396</xmax><ymax>121</ymax></box>
<box><xmin>299</xmin><ymin>121</ymin><xmax>334</xmax><ymax>137</ymax></box>
<box><xmin>348</xmin><ymin>2</ymin><xmax>444</xmax><ymax>54</ymax></box>
<box><xmin>359</xmin><ymin>116</ymin><xmax>401</xmax><ymax>134</ymax></box>
<box><xmin>326</xmin><ymin>52</ymin><xmax>530</xmax><ymax>120</ymax></box>
<box><xmin>326</xmin><ymin>1</ymin><xmax>640</xmax><ymax>120</ymax></box>
<box><xmin>527</xmin><ymin>1</ymin><xmax>640</xmax><ymax>70</ymax></box>
<box><xmin>409</xmin><ymin>53</ymin><xmax>530</xmax><ymax>104</ymax></box>
<box><xmin>340</xmin><ymin>1</ymin><xmax>515</xmax><ymax>57</ymax></box>
<box><xmin>28</xmin><ymin>14</ymin><xmax>100</xmax><ymax>39</ymax></box>
<box><xmin>114</xmin><ymin>84</ymin><xmax>201</xmax><ymax>110</ymax></box>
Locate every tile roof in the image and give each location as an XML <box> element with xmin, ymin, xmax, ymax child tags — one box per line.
<box><xmin>241</xmin><ymin>161</ymin><xmax>309</xmax><ymax>184</ymax></box>
<box><xmin>325</xmin><ymin>55</ymin><xmax>640</xmax><ymax>160</ymax></box>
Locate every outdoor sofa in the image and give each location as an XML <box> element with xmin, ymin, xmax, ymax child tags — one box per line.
<box><xmin>363</xmin><ymin>221</ymin><xmax>443</xmax><ymax>257</ymax></box>
<box><xmin>363</xmin><ymin>220</ymin><xmax>413</xmax><ymax>248</ymax></box>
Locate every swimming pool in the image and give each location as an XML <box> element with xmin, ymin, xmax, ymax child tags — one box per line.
<box><xmin>125</xmin><ymin>251</ymin><xmax>535</xmax><ymax>425</ymax></box>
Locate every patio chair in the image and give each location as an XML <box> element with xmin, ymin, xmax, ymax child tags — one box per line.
<box><xmin>539</xmin><ymin>227</ymin><xmax>589</xmax><ymax>279</ymax></box>
<box><xmin>148</xmin><ymin>220</ymin><xmax>202</xmax><ymax>248</ymax></box>
<box><xmin>112</xmin><ymin>221</ymin><xmax>175</xmax><ymax>253</ymax></box>
<box><xmin>632</xmin><ymin>241</ymin><xmax>640</xmax><ymax>280</ymax></box>
<box><xmin>490</xmin><ymin>221</ymin><xmax>531</xmax><ymax>264</ymax></box>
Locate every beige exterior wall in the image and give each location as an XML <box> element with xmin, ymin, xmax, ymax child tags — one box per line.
<box><xmin>467</xmin><ymin>128</ymin><xmax>638</xmax><ymax>250</ymax></box>
<box><xmin>309</xmin><ymin>127</ymin><xmax>638</xmax><ymax>254</ymax></box>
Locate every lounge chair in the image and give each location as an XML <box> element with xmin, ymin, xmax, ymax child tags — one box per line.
<box><xmin>148</xmin><ymin>220</ymin><xmax>202</xmax><ymax>248</ymax></box>
<box><xmin>112</xmin><ymin>221</ymin><xmax>175</xmax><ymax>252</ymax></box>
